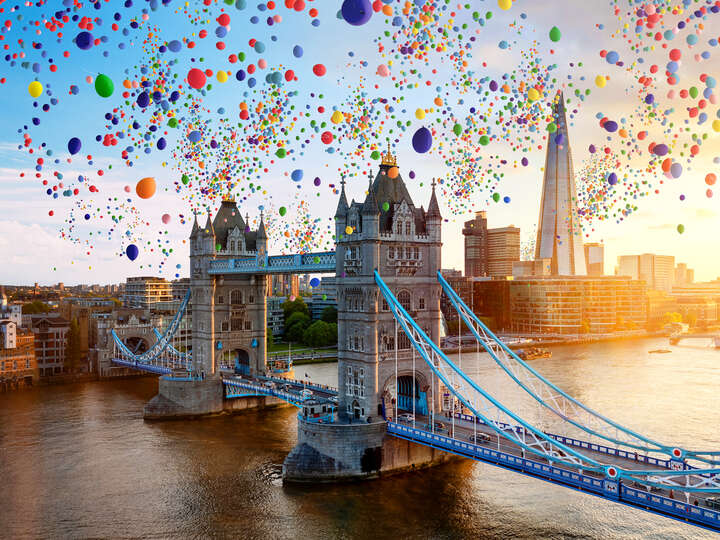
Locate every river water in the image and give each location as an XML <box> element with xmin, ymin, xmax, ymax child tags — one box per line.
<box><xmin>1</xmin><ymin>337</ymin><xmax>718</xmax><ymax>539</ymax></box>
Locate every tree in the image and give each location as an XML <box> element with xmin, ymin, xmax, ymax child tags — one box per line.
<box><xmin>282</xmin><ymin>296</ymin><xmax>309</xmax><ymax>323</ymax></box>
<box><xmin>22</xmin><ymin>300</ymin><xmax>51</xmax><ymax>314</ymax></box>
<box><xmin>267</xmin><ymin>326</ymin><xmax>274</xmax><ymax>346</ymax></box>
<box><xmin>663</xmin><ymin>312</ymin><xmax>682</xmax><ymax>325</ymax></box>
<box><xmin>302</xmin><ymin>320</ymin><xmax>339</xmax><ymax>348</ymax></box>
<box><xmin>285</xmin><ymin>312</ymin><xmax>311</xmax><ymax>343</ymax></box>
<box><xmin>65</xmin><ymin>318</ymin><xmax>81</xmax><ymax>373</ymax></box>
<box><xmin>321</xmin><ymin>306</ymin><xmax>338</xmax><ymax>323</ymax></box>
<box><xmin>683</xmin><ymin>312</ymin><xmax>698</xmax><ymax>327</ymax></box>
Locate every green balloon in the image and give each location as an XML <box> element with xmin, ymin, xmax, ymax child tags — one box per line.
<box><xmin>181</xmin><ymin>174</ymin><xmax>189</xmax><ymax>185</ymax></box>
<box><xmin>677</xmin><ymin>224</ymin><xmax>685</xmax><ymax>234</ymax></box>
<box><xmin>168</xmin><ymin>118</ymin><xmax>178</xmax><ymax>128</ymax></box>
<box><xmin>479</xmin><ymin>135</ymin><xmax>490</xmax><ymax>145</ymax></box>
<box><xmin>453</xmin><ymin>123</ymin><xmax>462</xmax><ymax>136</ymax></box>
<box><xmin>547</xmin><ymin>122</ymin><xmax>557</xmax><ymax>133</ymax></box>
<box><xmin>492</xmin><ymin>193</ymin><xmax>500</xmax><ymax>203</ymax></box>
<box><xmin>549</xmin><ymin>26</ymin><xmax>562</xmax><ymax>42</ymax></box>
<box><xmin>371</xmin><ymin>150</ymin><xmax>381</xmax><ymax>160</ymax></box>
<box><xmin>275</xmin><ymin>148</ymin><xmax>287</xmax><ymax>158</ymax></box>
<box><xmin>94</xmin><ymin>74</ymin><xmax>114</xmax><ymax>98</ymax></box>
<box><xmin>279</xmin><ymin>206</ymin><xmax>287</xmax><ymax>216</ymax></box>
<box><xmin>382</xmin><ymin>201</ymin><xmax>390</xmax><ymax>212</ymax></box>
<box><xmin>689</xmin><ymin>87</ymin><xmax>698</xmax><ymax>99</ymax></box>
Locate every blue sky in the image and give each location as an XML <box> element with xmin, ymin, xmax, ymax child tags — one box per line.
<box><xmin>2</xmin><ymin>0</ymin><xmax>720</xmax><ymax>285</ymax></box>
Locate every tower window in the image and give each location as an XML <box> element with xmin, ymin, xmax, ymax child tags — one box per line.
<box><xmin>398</xmin><ymin>290</ymin><xmax>411</xmax><ymax>311</ymax></box>
<box><xmin>418</xmin><ymin>297</ymin><xmax>425</xmax><ymax>310</ymax></box>
<box><xmin>405</xmin><ymin>222</ymin><xmax>411</xmax><ymax>235</ymax></box>
<box><xmin>231</xmin><ymin>290</ymin><xmax>243</xmax><ymax>305</ymax></box>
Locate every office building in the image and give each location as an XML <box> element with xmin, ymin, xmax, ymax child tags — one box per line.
<box><xmin>617</xmin><ymin>254</ymin><xmax>674</xmax><ymax>293</ymax></box>
<box><xmin>674</xmin><ymin>263</ymin><xmax>695</xmax><ymax>287</ymax></box>
<box><xmin>463</xmin><ymin>211</ymin><xmax>488</xmax><ymax>277</ymax></box>
<box><xmin>0</xmin><ymin>326</ymin><xmax>38</xmax><ymax>389</ymax></box>
<box><xmin>24</xmin><ymin>313</ymin><xmax>70</xmax><ymax>377</ymax></box>
<box><xmin>512</xmin><ymin>259</ymin><xmax>551</xmax><ymax>277</ymax></box>
<box><xmin>123</xmin><ymin>276</ymin><xmax>173</xmax><ymax>308</ymax></box>
<box><xmin>487</xmin><ymin>226</ymin><xmax>520</xmax><ymax>277</ymax></box>
<box><xmin>535</xmin><ymin>92</ymin><xmax>587</xmax><ymax>276</ymax></box>
<box><xmin>584</xmin><ymin>243</ymin><xmax>604</xmax><ymax>276</ymax></box>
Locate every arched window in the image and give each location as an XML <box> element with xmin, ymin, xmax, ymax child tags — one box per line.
<box><xmin>229</xmin><ymin>240</ymin><xmax>235</xmax><ymax>252</ymax></box>
<box><xmin>405</xmin><ymin>221</ymin><xmax>411</xmax><ymax>235</ymax></box>
<box><xmin>230</xmin><ymin>290</ymin><xmax>243</xmax><ymax>305</ymax></box>
<box><xmin>395</xmin><ymin>221</ymin><xmax>402</xmax><ymax>235</ymax></box>
<box><xmin>397</xmin><ymin>290</ymin><xmax>411</xmax><ymax>311</ymax></box>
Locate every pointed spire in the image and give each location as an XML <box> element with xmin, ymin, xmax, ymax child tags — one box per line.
<box><xmin>427</xmin><ymin>177</ymin><xmax>441</xmax><ymax>219</ymax></box>
<box><xmin>334</xmin><ymin>175</ymin><xmax>349</xmax><ymax>218</ymax></box>
<box><xmin>257</xmin><ymin>210</ymin><xmax>267</xmax><ymax>239</ymax></box>
<box><xmin>203</xmin><ymin>213</ymin><xmax>215</xmax><ymax>237</ymax></box>
<box><xmin>190</xmin><ymin>212</ymin><xmax>200</xmax><ymax>238</ymax></box>
<box><xmin>361</xmin><ymin>171</ymin><xmax>379</xmax><ymax>215</ymax></box>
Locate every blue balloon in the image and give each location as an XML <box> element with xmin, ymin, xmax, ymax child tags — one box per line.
<box><xmin>310</xmin><ymin>277</ymin><xmax>320</xmax><ymax>287</ymax></box>
<box><xmin>293</xmin><ymin>45</ymin><xmax>303</xmax><ymax>58</ymax></box>
<box><xmin>606</xmin><ymin>50</ymin><xmax>620</xmax><ymax>64</ymax></box>
<box><xmin>126</xmin><ymin>244</ymin><xmax>139</xmax><ymax>261</ymax></box>
<box><xmin>341</xmin><ymin>0</ymin><xmax>372</xmax><ymax>26</ymax></box>
<box><xmin>291</xmin><ymin>169</ymin><xmax>303</xmax><ymax>182</ymax></box>
<box><xmin>168</xmin><ymin>40</ymin><xmax>182</xmax><ymax>52</ymax></box>
<box><xmin>136</xmin><ymin>91</ymin><xmax>150</xmax><ymax>108</ymax></box>
<box><xmin>412</xmin><ymin>126</ymin><xmax>432</xmax><ymax>153</ymax></box>
<box><xmin>76</xmin><ymin>31</ymin><xmax>93</xmax><ymax>50</ymax></box>
<box><xmin>157</xmin><ymin>137</ymin><xmax>166</xmax><ymax>150</ymax></box>
<box><xmin>188</xmin><ymin>130</ymin><xmax>201</xmax><ymax>143</ymax></box>
<box><xmin>67</xmin><ymin>137</ymin><xmax>82</xmax><ymax>155</ymax></box>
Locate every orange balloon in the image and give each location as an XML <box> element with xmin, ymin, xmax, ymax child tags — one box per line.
<box><xmin>136</xmin><ymin>177</ymin><xmax>156</xmax><ymax>199</ymax></box>
<box><xmin>387</xmin><ymin>166</ymin><xmax>399</xmax><ymax>179</ymax></box>
<box><xmin>706</xmin><ymin>173</ymin><xmax>716</xmax><ymax>186</ymax></box>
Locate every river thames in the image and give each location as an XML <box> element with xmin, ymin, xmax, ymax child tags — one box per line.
<box><xmin>1</xmin><ymin>337</ymin><xmax>718</xmax><ymax>539</ymax></box>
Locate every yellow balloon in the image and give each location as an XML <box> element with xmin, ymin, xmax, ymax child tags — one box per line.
<box><xmin>713</xmin><ymin>119</ymin><xmax>720</xmax><ymax>133</ymax></box>
<box><xmin>595</xmin><ymin>75</ymin><xmax>607</xmax><ymax>88</ymax></box>
<box><xmin>28</xmin><ymin>81</ymin><xmax>43</xmax><ymax>98</ymax></box>
<box><xmin>415</xmin><ymin>108</ymin><xmax>425</xmax><ymax>120</ymax></box>
<box><xmin>344</xmin><ymin>226</ymin><xmax>353</xmax><ymax>235</ymax></box>
<box><xmin>527</xmin><ymin>88</ymin><xmax>540</xmax><ymax>102</ymax></box>
<box><xmin>217</xmin><ymin>70</ymin><xmax>228</xmax><ymax>83</ymax></box>
<box><xmin>331</xmin><ymin>110</ymin><xmax>344</xmax><ymax>124</ymax></box>
<box><xmin>498</xmin><ymin>0</ymin><xmax>512</xmax><ymax>10</ymax></box>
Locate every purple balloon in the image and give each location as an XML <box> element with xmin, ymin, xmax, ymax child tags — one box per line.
<box><xmin>67</xmin><ymin>137</ymin><xmax>82</xmax><ymax>155</ymax></box>
<box><xmin>126</xmin><ymin>244</ymin><xmax>139</xmax><ymax>261</ymax></box>
<box><xmin>412</xmin><ymin>127</ymin><xmax>432</xmax><ymax>153</ymax></box>
<box><xmin>604</xmin><ymin>120</ymin><xmax>618</xmax><ymax>132</ymax></box>
<box><xmin>341</xmin><ymin>0</ymin><xmax>372</xmax><ymax>26</ymax></box>
<box><xmin>653</xmin><ymin>143</ymin><xmax>669</xmax><ymax>156</ymax></box>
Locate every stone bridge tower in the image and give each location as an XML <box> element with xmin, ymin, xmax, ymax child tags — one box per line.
<box><xmin>333</xmin><ymin>145</ymin><xmax>443</xmax><ymax>423</ymax></box>
<box><xmin>189</xmin><ymin>199</ymin><xmax>268</xmax><ymax>377</ymax></box>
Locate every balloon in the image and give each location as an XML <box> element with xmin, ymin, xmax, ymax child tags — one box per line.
<box><xmin>412</xmin><ymin>127</ymin><xmax>432</xmax><ymax>153</ymax></box>
<box><xmin>291</xmin><ymin>169</ymin><xmax>303</xmax><ymax>182</ymax></box>
<box><xmin>706</xmin><ymin>173</ymin><xmax>717</xmax><ymax>186</ymax></box>
<box><xmin>382</xmin><ymin>201</ymin><xmax>390</xmax><ymax>212</ymax></box>
<box><xmin>94</xmin><ymin>74</ymin><xmax>114</xmax><ymax>98</ymax></box>
<box><xmin>126</xmin><ymin>244</ymin><xmax>139</xmax><ymax>261</ymax></box>
<box><xmin>310</xmin><ymin>277</ymin><xmax>320</xmax><ymax>287</ymax></box>
<box><xmin>595</xmin><ymin>75</ymin><xmax>607</xmax><ymax>88</ymax></box>
<box><xmin>670</xmin><ymin>163</ymin><xmax>683</xmax><ymax>179</ymax></box>
<box><xmin>677</xmin><ymin>224</ymin><xmax>685</xmax><ymax>234</ymax></box>
<box><xmin>527</xmin><ymin>88</ymin><xmax>540</xmax><ymax>101</ymax></box>
<box><xmin>652</xmin><ymin>144</ymin><xmax>669</xmax><ymax>156</ymax></box>
<box><xmin>498</xmin><ymin>0</ymin><xmax>512</xmax><ymax>10</ymax></box>
<box><xmin>217</xmin><ymin>70</ymin><xmax>228</xmax><ymax>83</ymax></box>
<box><xmin>321</xmin><ymin>131</ymin><xmax>334</xmax><ymax>144</ymax></box>
<box><xmin>76</xmin><ymin>31</ymin><xmax>93</xmax><ymax>50</ymax></box>
<box><xmin>549</xmin><ymin>26</ymin><xmax>561</xmax><ymax>42</ymax></box>
<box><xmin>136</xmin><ymin>91</ymin><xmax>150</xmax><ymax>108</ymax></box>
<box><xmin>67</xmin><ymin>137</ymin><xmax>82</xmax><ymax>155</ymax></box>
<box><xmin>341</xmin><ymin>0</ymin><xmax>372</xmax><ymax>26</ymax></box>
<box><xmin>415</xmin><ymin>108</ymin><xmax>425</xmax><ymax>120</ymax></box>
<box><xmin>603</xmin><ymin>120</ymin><xmax>618</xmax><ymax>132</ymax></box>
<box><xmin>187</xmin><ymin>68</ymin><xmax>207</xmax><ymax>89</ymax></box>
<box><xmin>313</xmin><ymin>64</ymin><xmax>327</xmax><ymax>77</ymax></box>
<box><xmin>279</xmin><ymin>206</ymin><xmax>287</xmax><ymax>216</ymax></box>
<box><xmin>492</xmin><ymin>193</ymin><xmax>501</xmax><ymax>202</ymax></box>
<box><xmin>345</xmin><ymin>225</ymin><xmax>353</xmax><ymax>235</ymax></box>
<box><xmin>136</xmin><ymin>177</ymin><xmax>156</xmax><ymax>199</ymax></box>
<box><xmin>387</xmin><ymin>166</ymin><xmax>399</xmax><ymax>179</ymax></box>
<box><xmin>453</xmin><ymin>124</ymin><xmax>462</xmax><ymax>136</ymax></box>
<box><xmin>28</xmin><ymin>81</ymin><xmax>43</xmax><ymax>98</ymax></box>
<box><xmin>161</xmin><ymin>214</ymin><xmax>171</xmax><ymax>224</ymax></box>
<box><xmin>331</xmin><ymin>110</ymin><xmax>344</xmax><ymax>124</ymax></box>
<box><xmin>376</xmin><ymin>64</ymin><xmax>389</xmax><ymax>77</ymax></box>
<box><xmin>188</xmin><ymin>130</ymin><xmax>201</xmax><ymax>143</ymax></box>
<box><xmin>293</xmin><ymin>45</ymin><xmax>303</xmax><ymax>58</ymax></box>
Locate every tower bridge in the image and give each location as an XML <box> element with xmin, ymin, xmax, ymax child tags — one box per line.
<box><xmin>109</xmin><ymin>142</ymin><xmax>720</xmax><ymax>533</ymax></box>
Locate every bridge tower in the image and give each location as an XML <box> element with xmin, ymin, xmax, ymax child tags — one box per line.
<box><xmin>334</xmin><ymin>146</ymin><xmax>443</xmax><ymax>422</ymax></box>
<box><xmin>144</xmin><ymin>198</ymin><xmax>270</xmax><ymax>419</ymax></box>
<box><xmin>284</xmin><ymin>146</ymin><xmax>453</xmax><ymax>480</ymax></box>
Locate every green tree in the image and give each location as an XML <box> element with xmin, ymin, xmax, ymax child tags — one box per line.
<box><xmin>321</xmin><ymin>306</ymin><xmax>338</xmax><ymax>323</ymax></box>
<box><xmin>663</xmin><ymin>312</ymin><xmax>682</xmax><ymax>325</ymax></box>
<box><xmin>683</xmin><ymin>312</ymin><xmax>698</xmax><ymax>327</ymax></box>
<box><xmin>285</xmin><ymin>311</ymin><xmax>311</xmax><ymax>343</ymax></box>
<box><xmin>267</xmin><ymin>326</ymin><xmax>274</xmax><ymax>346</ymax></box>
<box><xmin>65</xmin><ymin>318</ymin><xmax>81</xmax><ymax>373</ymax></box>
<box><xmin>303</xmin><ymin>320</ymin><xmax>339</xmax><ymax>347</ymax></box>
<box><xmin>22</xmin><ymin>300</ymin><xmax>51</xmax><ymax>314</ymax></box>
<box><xmin>282</xmin><ymin>296</ymin><xmax>309</xmax><ymax>323</ymax></box>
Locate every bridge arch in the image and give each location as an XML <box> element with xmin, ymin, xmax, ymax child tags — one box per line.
<box><xmin>124</xmin><ymin>336</ymin><xmax>150</xmax><ymax>355</ymax></box>
<box><xmin>382</xmin><ymin>371</ymin><xmax>429</xmax><ymax>419</ymax></box>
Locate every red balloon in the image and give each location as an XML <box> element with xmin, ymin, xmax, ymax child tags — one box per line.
<box><xmin>321</xmin><ymin>131</ymin><xmax>334</xmax><ymax>144</ymax></box>
<box><xmin>312</xmin><ymin>63</ymin><xmax>326</xmax><ymax>76</ymax></box>
<box><xmin>217</xmin><ymin>13</ymin><xmax>230</xmax><ymax>26</ymax></box>
<box><xmin>284</xmin><ymin>69</ymin><xmax>295</xmax><ymax>81</ymax></box>
<box><xmin>187</xmin><ymin>68</ymin><xmax>206</xmax><ymax>89</ymax></box>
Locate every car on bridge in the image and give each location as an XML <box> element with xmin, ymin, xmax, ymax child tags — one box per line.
<box><xmin>397</xmin><ymin>413</ymin><xmax>415</xmax><ymax>423</ymax></box>
<box><xmin>468</xmin><ymin>433</ymin><xmax>491</xmax><ymax>444</ymax></box>
<box><xmin>300</xmin><ymin>389</ymin><xmax>313</xmax><ymax>400</ymax></box>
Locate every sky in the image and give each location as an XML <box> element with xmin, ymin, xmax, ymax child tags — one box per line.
<box><xmin>2</xmin><ymin>0</ymin><xmax>720</xmax><ymax>285</ymax></box>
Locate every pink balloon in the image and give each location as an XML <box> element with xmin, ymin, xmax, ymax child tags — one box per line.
<box><xmin>376</xmin><ymin>64</ymin><xmax>389</xmax><ymax>77</ymax></box>
<box><xmin>258</xmin><ymin>58</ymin><xmax>267</xmax><ymax>69</ymax></box>
<box><xmin>124</xmin><ymin>185</ymin><xmax>131</xmax><ymax>193</ymax></box>
<box><xmin>161</xmin><ymin>213</ymin><xmax>171</xmax><ymax>224</ymax></box>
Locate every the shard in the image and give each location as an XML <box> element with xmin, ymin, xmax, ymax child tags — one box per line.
<box><xmin>534</xmin><ymin>92</ymin><xmax>587</xmax><ymax>276</ymax></box>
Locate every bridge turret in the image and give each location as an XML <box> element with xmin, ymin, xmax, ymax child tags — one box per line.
<box><xmin>335</xmin><ymin>177</ymin><xmax>349</xmax><ymax>276</ymax></box>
